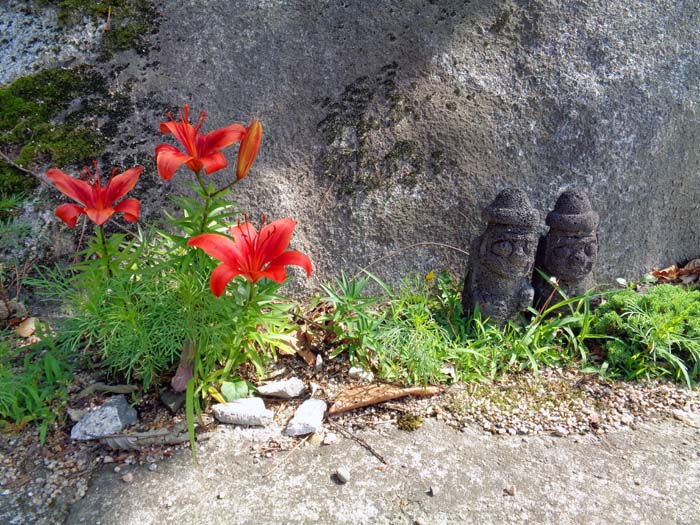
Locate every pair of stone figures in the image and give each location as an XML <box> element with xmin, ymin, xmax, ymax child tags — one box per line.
<box><xmin>461</xmin><ymin>188</ymin><xmax>599</xmax><ymax>325</ymax></box>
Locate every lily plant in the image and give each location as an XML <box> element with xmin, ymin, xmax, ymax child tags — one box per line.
<box><xmin>45</xmin><ymin>103</ymin><xmax>311</xmax><ymax>459</ymax></box>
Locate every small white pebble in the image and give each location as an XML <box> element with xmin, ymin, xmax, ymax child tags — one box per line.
<box><xmin>323</xmin><ymin>433</ymin><xmax>338</xmax><ymax>446</ymax></box>
<box><xmin>335</xmin><ymin>467</ymin><xmax>350</xmax><ymax>484</ymax></box>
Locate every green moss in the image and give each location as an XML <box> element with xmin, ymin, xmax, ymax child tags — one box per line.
<box><xmin>25</xmin><ymin>0</ymin><xmax>157</xmax><ymax>57</ymax></box>
<box><xmin>397</xmin><ymin>414</ymin><xmax>423</xmax><ymax>431</ymax></box>
<box><xmin>103</xmin><ymin>20</ymin><xmax>150</xmax><ymax>54</ymax></box>
<box><xmin>0</xmin><ymin>67</ymin><xmax>129</xmax><ymax>196</ymax></box>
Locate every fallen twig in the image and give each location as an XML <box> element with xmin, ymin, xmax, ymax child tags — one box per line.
<box><xmin>328</xmin><ymin>383</ymin><xmax>445</xmax><ymax>416</ymax></box>
<box><xmin>329</xmin><ymin>421</ymin><xmax>389</xmax><ymax>465</ymax></box>
<box><xmin>76</xmin><ymin>382</ymin><xmax>139</xmax><ymax>399</ymax></box>
<box><xmin>0</xmin><ymin>150</ymin><xmax>48</xmax><ymax>186</ymax></box>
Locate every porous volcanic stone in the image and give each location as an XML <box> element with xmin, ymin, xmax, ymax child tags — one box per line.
<box><xmin>5</xmin><ymin>1</ymin><xmax>700</xmax><ymax>291</ymax></box>
<box><xmin>70</xmin><ymin>395</ymin><xmax>137</xmax><ymax>441</ymax></box>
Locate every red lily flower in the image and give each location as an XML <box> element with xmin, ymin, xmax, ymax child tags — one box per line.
<box><xmin>188</xmin><ymin>216</ymin><xmax>312</xmax><ymax>296</ymax></box>
<box><xmin>236</xmin><ymin>120</ymin><xmax>262</xmax><ymax>180</ymax></box>
<box><xmin>46</xmin><ymin>164</ymin><xmax>143</xmax><ymax>227</ymax></box>
<box><xmin>156</xmin><ymin>104</ymin><xmax>246</xmax><ymax>180</ymax></box>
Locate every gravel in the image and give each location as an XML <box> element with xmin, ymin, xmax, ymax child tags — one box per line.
<box><xmin>1</xmin><ymin>363</ymin><xmax>698</xmax><ymax>524</ymax></box>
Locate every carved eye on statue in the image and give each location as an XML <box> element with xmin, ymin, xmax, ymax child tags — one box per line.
<box><xmin>491</xmin><ymin>240</ymin><xmax>513</xmax><ymax>257</ymax></box>
<box><xmin>584</xmin><ymin>243</ymin><xmax>596</xmax><ymax>257</ymax></box>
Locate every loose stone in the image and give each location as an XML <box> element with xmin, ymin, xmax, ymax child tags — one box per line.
<box><xmin>121</xmin><ymin>473</ymin><xmax>133</xmax><ymax>483</ymax></box>
<box><xmin>286</xmin><ymin>399</ymin><xmax>327</xmax><ymax>436</ymax></box>
<box><xmin>503</xmin><ymin>485</ymin><xmax>516</xmax><ymax>496</ymax></box>
<box><xmin>160</xmin><ymin>390</ymin><xmax>186</xmax><ymax>414</ymax></box>
<box><xmin>70</xmin><ymin>395</ymin><xmax>138</xmax><ymax>441</ymax></box>
<box><xmin>348</xmin><ymin>367</ymin><xmax>374</xmax><ymax>382</ymax></box>
<box><xmin>323</xmin><ymin>432</ymin><xmax>338</xmax><ymax>445</ymax></box>
<box><xmin>257</xmin><ymin>377</ymin><xmax>305</xmax><ymax>399</ymax></box>
<box><xmin>335</xmin><ymin>467</ymin><xmax>350</xmax><ymax>484</ymax></box>
<box><xmin>212</xmin><ymin>398</ymin><xmax>273</xmax><ymax>426</ymax></box>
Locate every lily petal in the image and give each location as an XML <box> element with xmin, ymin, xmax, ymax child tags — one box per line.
<box><xmin>269</xmin><ymin>250</ymin><xmax>313</xmax><ymax>278</ymax></box>
<box><xmin>236</xmin><ymin>120</ymin><xmax>262</xmax><ymax>180</ymax></box>
<box><xmin>46</xmin><ymin>169</ymin><xmax>93</xmax><ymax>207</ymax></box>
<box><xmin>159</xmin><ymin>105</ymin><xmax>197</xmax><ymax>155</ymax></box>
<box><xmin>85</xmin><ymin>207</ymin><xmax>115</xmax><ymax>226</ymax></box>
<box><xmin>257</xmin><ymin>218</ymin><xmax>297</xmax><ymax>265</ymax></box>
<box><xmin>104</xmin><ymin>166</ymin><xmax>143</xmax><ymax>205</ymax></box>
<box><xmin>55</xmin><ymin>203</ymin><xmax>85</xmax><ymax>228</ymax></box>
<box><xmin>197</xmin><ymin>124</ymin><xmax>246</xmax><ymax>155</ymax></box>
<box><xmin>156</xmin><ymin>144</ymin><xmax>192</xmax><ymax>180</ymax></box>
<box><xmin>114</xmin><ymin>198</ymin><xmax>141</xmax><ymax>222</ymax></box>
<box><xmin>200</xmin><ymin>151</ymin><xmax>228</xmax><ymax>175</ymax></box>
<box><xmin>257</xmin><ymin>265</ymin><xmax>288</xmax><ymax>284</ymax></box>
<box><xmin>210</xmin><ymin>263</ymin><xmax>242</xmax><ymax>297</ymax></box>
<box><xmin>187</xmin><ymin>233</ymin><xmax>243</xmax><ymax>266</ymax></box>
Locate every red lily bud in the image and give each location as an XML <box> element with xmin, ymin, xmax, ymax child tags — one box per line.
<box><xmin>236</xmin><ymin>120</ymin><xmax>262</xmax><ymax>180</ymax></box>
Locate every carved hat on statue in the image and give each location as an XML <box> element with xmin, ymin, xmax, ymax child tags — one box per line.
<box><xmin>482</xmin><ymin>188</ymin><xmax>539</xmax><ymax>230</ymax></box>
<box><xmin>545</xmin><ymin>190</ymin><xmax>599</xmax><ymax>235</ymax></box>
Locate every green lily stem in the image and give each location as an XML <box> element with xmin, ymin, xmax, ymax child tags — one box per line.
<box><xmin>193</xmin><ymin>169</ymin><xmax>242</xmax><ymax>234</ymax></box>
<box><xmin>194</xmin><ymin>171</ymin><xmax>212</xmax><ymax>234</ymax></box>
<box><xmin>210</xmin><ymin>177</ymin><xmax>241</xmax><ymax>199</ymax></box>
<box><xmin>95</xmin><ymin>225</ymin><xmax>112</xmax><ymax>278</ymax></box>
<box><xmin>245</xmin><ymin>281</ymin><xmax>256</xmax><ymax>309</ymax></box>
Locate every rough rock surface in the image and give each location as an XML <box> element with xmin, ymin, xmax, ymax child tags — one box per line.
<box><xmin>70</xmin><ymin>395</ymin><xmax>137</xmax><ymax>441</ymax></box>
<box><xmin>2</xmin><ymin>1</ymin><xmax>699</xmax><ymax>289</ymax></box>
<box><xmin>66</xmin><ymin>417</ymin><xmax>700</xmax><ymax>524</ymax></box>
<box><xmin>286</xmin><ymin>399</ymin><xmax>327</xmax><ymax>436</ymax></box>
<box><xmin>0</xmin><ymin>1</ymin><xmax>101</xmax><ymax>85</ymax></box>
<box><xmin>257</xmin><ymin>377</ymin><xmax>306</xmax><ymax>399</ymax></box>
<box><xmin>212</xmin><ymin>398</ymin><xmax>273</xmax><ymax>426</ymax></box>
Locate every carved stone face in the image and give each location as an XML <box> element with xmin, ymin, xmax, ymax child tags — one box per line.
<box><xmin>544</xmin><ymin>234</ymin><xmax>597</xmax><ymax>280</ymax></box>
<box><xmin>479</xmin><ymin>228</ymin><xmax>536</xmax><ymax>278</ymax></box>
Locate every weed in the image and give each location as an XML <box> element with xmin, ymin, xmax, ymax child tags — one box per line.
<box><xmin>0</xmin><ymin>328</ymin><xmax>77</xmax><ymax>443</ymax></box>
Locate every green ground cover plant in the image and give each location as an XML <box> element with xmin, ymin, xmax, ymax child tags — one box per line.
<box><xmin>590</xmin><ymin>284</ymin><xmax>700</xmax><ymax>386</ymax></box>
<box><xmin>314</xmin><ymin>271</ymin><xmax>700</xmax><ymax>388</ymax></box>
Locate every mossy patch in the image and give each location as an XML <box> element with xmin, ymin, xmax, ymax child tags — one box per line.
<box><xmin>27</xmin><ymin>0</ymin><xmax>158</xmax><ymax>57</ymax></box>
<box><xmin>317</xmin><ymin>63</ymin><xmax>428</xmax><ymax>197</ymax></box>
<box><xmin>0</xmin><ymin>67</ymin><xmax>132</xmax><ymax>196</ymax></box>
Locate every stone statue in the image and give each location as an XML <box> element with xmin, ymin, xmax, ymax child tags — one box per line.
<box><xmin>462</xmin><ymin>188</ymin><xmax>539</xmax><ymax>325</ymax></box>
<box><xmin>533</xmin><ymin>190</ymin><xmax>599</xmax><ymax>308</ymax></box>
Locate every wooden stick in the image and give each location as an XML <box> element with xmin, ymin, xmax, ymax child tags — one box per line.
<box><xmin>329</xmin><ymin>421</ymin><xmax>389</xmax><ymax>465</ymax></box>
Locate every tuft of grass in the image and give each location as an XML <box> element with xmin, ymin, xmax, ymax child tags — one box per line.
<box><xmin>0</xmin><ymin>329</ymin><xmax>77</xmax><ymax>444</ymax></box>
<box><xmin>315</xmin><ymin>271</ymin><xmax>611</xmax><ymax>386</ymax></box>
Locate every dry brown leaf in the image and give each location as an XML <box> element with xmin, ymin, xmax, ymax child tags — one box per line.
<box><xmin>286</xmin><ymin>328</ymin><xmax>316</xmax><ymax>367</ymax></box>
<box><xmin>650</xmin><ymin>264</ymin><xmax>680</xmax><ymax>282</ymax></box>
<box><xmin>651</xmin><ymin>259</ymin><xmax>700</xmax><ymax>283</ymax></box>
<box><xmin>328</xmin><ymin>383</ymin><xmax>445</xmax><ymax>416</ymax></box>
